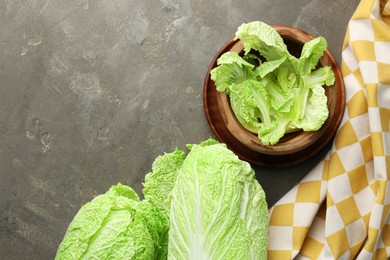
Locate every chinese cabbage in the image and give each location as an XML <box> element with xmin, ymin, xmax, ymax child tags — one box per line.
<box><xmin>168</xmin><ymin>143</ymin><xmax>268</xmax><ymax>260</ymax></box>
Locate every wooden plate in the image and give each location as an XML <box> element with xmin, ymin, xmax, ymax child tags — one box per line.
<box><xmin>203</xmin><ymin>25</ymin><xmax>345</xmax><ymax>167</ymax></box>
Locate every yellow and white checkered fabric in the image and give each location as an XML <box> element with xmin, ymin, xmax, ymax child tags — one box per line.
<box><xmin>268</xmin><ymin>0</ymin><xmax>390</xmax><ymax>259</ymax></box>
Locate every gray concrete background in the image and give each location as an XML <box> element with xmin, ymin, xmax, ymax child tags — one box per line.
<box><xmin>0</xmin><ymin>0</ymin><xmax>360</xmax><ymax>258</ymax></box>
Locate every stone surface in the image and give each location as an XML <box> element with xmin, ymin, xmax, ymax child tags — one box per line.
<box><xmin>0</xmin><ymin>0</ymin><xmax>360</xmax><ymax>258</ymax></box>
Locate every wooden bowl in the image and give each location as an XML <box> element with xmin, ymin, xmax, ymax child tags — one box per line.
<box><xmin>203</xmin><ymin>25</ymin><xmax>345</xmax><ymax>167</ymax></box>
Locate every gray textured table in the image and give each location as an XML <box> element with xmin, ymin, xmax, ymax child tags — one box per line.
<box><xmin>0</xmin><ymin>0</ymin><xmax>360</xmax><ymax>258</ymax></box>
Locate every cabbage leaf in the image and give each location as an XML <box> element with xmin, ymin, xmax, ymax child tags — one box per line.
<box><xmin>235</xmin><ymin>21</ymin><xmax>288</xmax><ymax>60</ymax></box>
<box><xmin>229</xmin><ymin>79</ymin><xmax>272</xmax><ymax>133</ymax></box>
<box><xmin>292</xmin><ymin>84</ymin><xmax>329</xmax><ymax>131</ymax></box>
<box><xmin>210</xmin><ymin>52</ymin><xmax>255</xmax><ymax>93</ymax></box>
<box><xmin>143</xmin><ymin>148</ymin><xmax>186</xmax><ymax>213</ymax></box>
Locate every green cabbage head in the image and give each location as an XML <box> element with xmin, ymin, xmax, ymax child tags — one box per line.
<box><xmin>55</xmin><ymin>184</ymin><xmax>168</xmax><ymax>260</ymax></box>
<box><xmin>168</xmin><ymin>142</ymin><xmax>268</xmax><ymax>260</ymax></box>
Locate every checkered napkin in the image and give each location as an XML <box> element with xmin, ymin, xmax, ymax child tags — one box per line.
<box><xmin>267</xmin><ymin>0</ymin><xmax>390</xmax><ymax>259</ymax></box>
